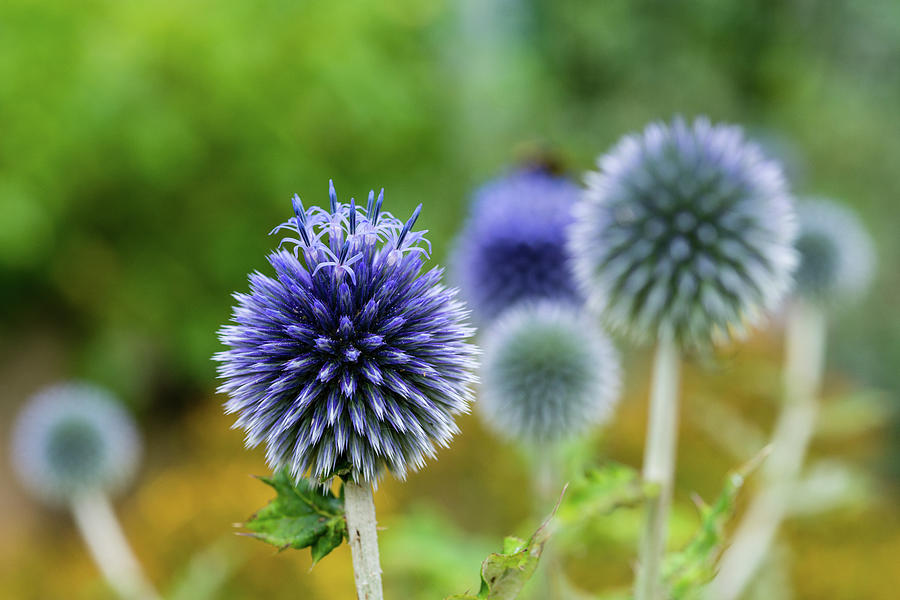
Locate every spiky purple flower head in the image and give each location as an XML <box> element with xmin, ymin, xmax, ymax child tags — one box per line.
<box><xmin>570</xmin><ymin>117</ymin><xmax>798</xmax><ymax>348</ymax></box>
<box><xmin>451</xmin><ymin>167</ymin><xmax>582</xmax><ymax>323</ymax></box>
<box><xmin>11</xmin><ymin>382</ymin><xmax>141</xmax><ymax>506</ymax></box>
<box><xmin>215</xmin><ymin>182</ymin><xmax>478</xmax><ymax>484</ymax></box>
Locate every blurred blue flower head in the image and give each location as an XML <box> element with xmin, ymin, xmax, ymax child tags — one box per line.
<box><xmin>11</xmin><ymin>383</ymin><xmax>141</xmax><ymax>506</ymax></box>
<box><xmin>452</xmin><ymin>168</ymin><xmax>582</xmax><ymax>323</ymax></box>
<box><xmin>570</xmin><ymin>117</ymin><xmax>798</xmax><ymax>347</ymax></box>
<box><xmin>479</xmin><ymin>302</ymin><xmax>621</xmax><ymax>444</ymax></box>
<box><xmin>216</xmin><ymin>182</ymin><xmax>478</xmax><ymax>484</ymax></box>
<box><xmin>793</xmin><ymin>198</ymin><xmax>875</xmax><ymax>306</ymax></box>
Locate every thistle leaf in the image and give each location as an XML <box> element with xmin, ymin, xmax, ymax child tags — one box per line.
<box><xmin>477</xmin><ymin>534</ymin><xmax>542</xmax><ymax>599</ymax></box>
<box><xmin>559</xmin><ymin>461</ymin><xmax>654</xmax><ymax>525</ymax></box>
<box><xmin>447</xmin><ymin>491</ymin><xmax>562</xmax><ymax>600</ymax></box>
<box><xmin>242</xmin><ymin>469</ymin><xmax>346</xmax><ymax>564</ymax></box>
<box><xmin>664</xmin><ymin>449</ymin><xmax>769</xmax><ymax>599</ymax></box>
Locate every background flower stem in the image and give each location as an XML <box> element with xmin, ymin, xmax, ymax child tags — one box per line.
<box><xmin>532</xmin><ymin>443</ymin><xmax>564</xmax><ymax>600</ymax></box>
<box><xmin>70</xmin><ymin>493</ymin><xmax>159</xmax><ymax>600</ymax></box>
<box><xmin>635</xmin><ymin>337</ymin><xmax>681</xmax><ymax>600</ymax></box>
<box><xmin>344</xmin><ymin>481</ymin><xmax>384</xmax><ymax>600</ymax></box>
<box><xmin>709</xmin><ymin>301</ymin><xmax>826</xmax><ymax>600</ymax></box>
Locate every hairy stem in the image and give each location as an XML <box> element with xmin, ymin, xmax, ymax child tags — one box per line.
<box><xmin>70</xmin><ymin>493</ymin><xmax>160</xmax><ymax>600</ymax></box>
<box><xmin>635</xmin><ymin>337</ymin><xmax>681</xmax><ymax>600</ymax></box>
<box><xmin>708</xmin><ymin>301</ymin><xmax>826</xmax><ymax>600</ymax></box>
<box><xmin>344</xmin><ymin>481</ymin><xmax>384</xmax><ymax>600</ymax></box>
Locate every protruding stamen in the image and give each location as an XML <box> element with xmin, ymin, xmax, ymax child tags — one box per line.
<box><xmin>372</xmin><ymin>189</ymin><xmax>384</xmax><ymax>224</ymax></box>
<box><xmin>349</xmin><ymin>198</ymin><xmax>357</xmax><ymax>234</ymax></box>
<box><xmin>291</xmin><ymin>194</ymin><xmax>311</xmax><ymax>245</ymax></box>
<box><xmin>328</xmin><ymin>179</ymin><xmax>337</xmax><ymax>213</ymax></box>
<box><xmin>397</xmin><ymin>204</ymin><xmax>423</xmax><ymax>246</ymax></box>
<box><xmin>366</xmin><ymin>190</ymin><xmax>375</xmax><ymax>218</ymax></box>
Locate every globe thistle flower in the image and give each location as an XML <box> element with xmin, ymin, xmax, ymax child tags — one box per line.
<box><xmin>793</xmin><ymin>198</ymin><xmax>875</xmax><ymax>305</ymax></box>
<box><xmin>478</xmin><ymin>302</ymin><xmax>621</xmax><ymax>444</ymax></box>
<box><xmin>451</xmin><ymin>167</ymin><xmax>582</xmax><ymax>323</ymax></box>
<box><xmin>10</xmin><ymin>383</ymin><xmax>141</xmax><ymax>506</ymax></box>
<box><xmin>215</xmin><ymin>182</ymin><xmax>478</xmax><ymax>484</ymax></box>
<box><xmin>570</xmin><ymin>117</ymin><xmax>798</xmax><ymax>347</ymax></box>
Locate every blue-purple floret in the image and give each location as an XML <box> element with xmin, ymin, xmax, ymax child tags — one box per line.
<box><xmin>451</xmin><ymin>168</ymin><xmax>583</xmax><ymax>323</ymax></box>
<box><xmin>216</xmin><ymin>183</ymin><xmax>477</xmax><ymax>484</ymax></box>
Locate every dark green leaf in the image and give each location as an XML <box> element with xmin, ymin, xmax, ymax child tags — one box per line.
<box><xmin>242</xmin><ymin>469</ymin><xmax>346</xmax><ymax>564</ymax></box>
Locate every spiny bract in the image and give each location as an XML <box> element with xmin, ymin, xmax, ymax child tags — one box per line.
<box><xmin>10</xmin><ymin>383</ymin><xmax>141</xmax><ymax>506</ymax></box>
<box><xmin>793</xmin><ymin>198</ymin><xmax>875</xmax><ymax>305</ymax></box>
<box><xmin>215</xmin><ymin>182</ymin><xmax>478</xmax><ymax>484</ymax></box>
<box><xmin>452</xmin><ymin>167</ymin><xmax>582</xmax><ymax>323</ymax></box>
<box><xmin>570</xmin><ymin>117</ymin><xmax>798</xmax><ymax>347</ymax></box>
<box><xmin>479</xmin><ymin>302</ymin><xmax>621</xmax><ymax>444</ymax></box>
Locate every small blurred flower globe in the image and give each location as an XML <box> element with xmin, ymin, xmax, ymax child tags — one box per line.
<box><xmin>793</xmin><ymin>198</ymin><xmax>875</xmax><ymax>305</ymax></box>
<box><xmin>452</xmin><ymin>167</ymin><xmax>582</xmax><ymax>323</ymax></box>
<box><xmin>478</xmin><ymin>302</ymin><xmax>621</xmax><ymax>444</ymax></box>
<box><xmin>569</xmin><ymin>117</ymin><xmax>798</xmax><ymax>347</ymax></box>
<box><xmin>10</xmin><ymin>383</ymin><xmax>141</xmax><ymax>506</ymax></box>
<box><xmin>216</xmin><ymin>183</ymin><xmax>478</xmax><ymax>484</ymax></box>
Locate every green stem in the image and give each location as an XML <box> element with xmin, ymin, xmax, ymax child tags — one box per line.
<box><xmin>344</xmin><ymin>481</ymin><xmax>384</xmax><ymax>600</ymax></box>
<box><xmin>635</xmin><ymin>337</ymin><xmax>681</xmax><ymax>600</ymax></box>
<box><xmin>708</xmin><ymin>301</ymin><xmax>826</xmax><ymax>600</ymax></box>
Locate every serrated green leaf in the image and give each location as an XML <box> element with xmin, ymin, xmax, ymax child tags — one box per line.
<box><xmin>500</xmin><ymin>536</ymin><xmax>526</xmax><ymax>555</ymax></box>
<box><xmin>447</xmin><ymin>495</ymin><xmax>561</xmax><ymax>600</ymax></box>
<box><xmin>242</xmin><ymin>469</ymin><xmax>346</xmax><ymax>564</ymax></box>
<box><xmin>664</xmin><ymin>449</ymin><xmax>768</xmax><ymax>600</ymax></box>
<box><xmin>559</xmin><ymin>461</ymin><xmax>653</xmax><ymax>526</ymax></box>
<box><xmin>477</xmin><ymin>525</ymin><xmax>548</xmax><ymax>599</ymax></box>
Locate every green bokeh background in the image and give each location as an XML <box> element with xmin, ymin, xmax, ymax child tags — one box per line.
<box><xmin>1</xmin><ymin>1</ymin><xmax>898</xmax><ymax>598</ymax></box>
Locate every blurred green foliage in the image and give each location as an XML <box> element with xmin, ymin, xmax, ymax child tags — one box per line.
<box><xmin>2</xmin><ymin>0</ymin><xmax>898</xmax><ymax>414</ymax></box>
<box><xmin>0</xmin><ymin>0</ymin><xmax>471</xmax><ymax>405</ymax></box>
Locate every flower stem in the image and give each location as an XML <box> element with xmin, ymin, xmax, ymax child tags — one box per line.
<box><xmin>344</xmin><ymin>481</ymin><xmax>384</xmax><ymax>600</ymax></box>
<box><xmin>70</xmin><ymin>493</ymin><xmax>160</xmax><ymax>600</ymax></box>
<box><xmin>532</xmin><ymin>442</ymin><xmax>564</xmax><ymax>511</ymax></box>
<box><xmin>532</xmin><ymin>443</ymin><xmax>564</xmax><ymax>600</ymax></box>
<box><xmin>635</xmin><ymin>337</ymin><xmax>681</xmax><ymax>600</ymax></box>
<box><xmin>708</xmin><ymin>301</ymin><xmax>826</xmax><ymax>600</ymax></box>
